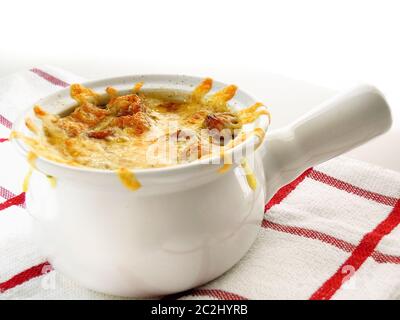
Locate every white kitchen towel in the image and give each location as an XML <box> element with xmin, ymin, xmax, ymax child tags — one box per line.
<box><xmin>1</xmin><ymin>67</ymin><xmax>400</xmax><ymax>300</ymax></box>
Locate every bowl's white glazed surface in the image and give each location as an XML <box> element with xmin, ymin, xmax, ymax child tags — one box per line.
<box><xmin>13</xmin><ymin>75</ymin><xmax>392</xmax><ymax>297</ymax></box>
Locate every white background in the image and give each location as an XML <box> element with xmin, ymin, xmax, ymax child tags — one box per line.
<box><xmin>1</xmin><ymin>0</ymin><xmax>399</xmax><ymax>168</ymax></box>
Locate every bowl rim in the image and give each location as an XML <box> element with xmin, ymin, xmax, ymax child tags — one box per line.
<box><xmin>12</xmin><ymin>74</ymin><xmax>270</xmax><ymax>176</ymax></box>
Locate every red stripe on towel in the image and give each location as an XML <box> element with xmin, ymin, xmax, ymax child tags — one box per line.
<box><xmin>0</xmin><ymin>262</ymin><xmax>52</xmax><ymax>293</ymax></box>
<box><xmin>310</xmin><ymin>199</ymin><xmax>400</xmax><ymax>300</ymax></box>
<box><xmin>30</xmin><ymin>68</ymin><xmax>69</xmax><ymax>88</ymax></box>
<box><xmin>262</xmin><ymin>220</ymin><xmax>400</xmax><ymax>264</ymax></box>
<box><xmin>0</xmin><ymin>192</ymin><xmax>25</xmax><ymax>211</ymax></box>
<box><xmin>0</xmin><ymin>69</ymin><xmax>69</xmax><ymax>130</ymax></box>
<box><xmin>0</xmin><ymin>186</ymin><xmax>25</xmax><ymax>208</ymax></box>
<box><xmin>262</xmin><ymin>220</ymin><xmax>355</xmax><ymax>253</ymax></box>
<box><xmin>0</xmin><ymin>114</ymin><xmax>12</xmax><ymax>129</ymax></box>
<box><xmin>371</xmin><ymin>251</ymin><xmax>400</xmax><ymax>264</ymax></box>
<box><xmin>310</xmin><ymin>170</ymin><xmax>398</xmax><ymax>207</ymax></box>
<box><xmin>190</xmin><ymin>289</ymin><xmax>248</xmax><ymax>300</ymax></box>
<box><xmin>0</xmin><ymin>186</ymin><xmax>16</xmax><ymax>200</ymax></box>
<box><xmin>163</xmin><ymin>288</ymin><xmax>248</xmax><ymax>300</ymax></box>
<box><xmin>3</xmin><ymin>166</ymin><xmax>398</xmax><ymax>297</ymax></box>
<box><xmin>265</xmin><ymin>168</ymin><xmax>313</xmax><ymax>212</ymax></box>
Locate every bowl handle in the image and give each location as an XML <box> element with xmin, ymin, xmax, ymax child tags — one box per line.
<box><xmin>261</xmin><ymin>84</ymin><xmax>392</xmax><ymax>202</ymax></box>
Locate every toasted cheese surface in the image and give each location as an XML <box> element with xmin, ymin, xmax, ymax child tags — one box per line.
<box><xmin>16</xmin><ymin>78</ymin><xmax>269</xmax><ymax>171</ymax></box>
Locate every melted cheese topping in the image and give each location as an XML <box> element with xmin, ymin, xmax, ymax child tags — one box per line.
<box><xmin>13</xmin><ymin>78</ymin><xmax>270</xmax><ymax>191</ymax></box>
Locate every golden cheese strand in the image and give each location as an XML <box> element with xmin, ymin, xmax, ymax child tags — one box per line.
<box><xmin>208</xmin><ymin>85</ymin><xmax>237</xmax><ymax>109</ymax></box>
<box><xmin>25</xmin><ymin>117</ymin><xmax>39</xmax><ymax>135</ymax></box>
<box><xmin>240</xmin><ymin>110</ymin><xmax>270</xmax><ymax>124</ymax></box>
<box><xmin>240</xmin><ymin>158</ymin><xmax>257</xmax><ymax>190</ymax></box>
<box><xmin>132</xmin><ymin>82</ymin><xmax>144</xmax><ymax>93</ymax></box>
<box><xmin>217</xmin><ymin>163</ymin><xmax>232</xmax><ymax>174</ymax></box>
<box><xmin>117</xmin><ymin>168</ymin><xmax>142</xmax><ymax>191</ymax></box>
<box><xmin>27</xmin><ymin>151</ymin><xmax>38</xmax><ymax>169</ymax></box>
<box><xmin>106</xmin><ymin>87</ymin><xmax>119</xmax><ymax>99</ymax></box>
<box><xmin>47</xmin><ymin>175</ymin><xmax>57</xmax><ymax>188</ymax></box>
<box><xmin>191</xmin><ymin>78</ymin><xmax>213</xmax><ymax>102</ymax></box>
<box><xmin>238</xmin><ymin>102</ymin><xmax>270</xmax><ymax>124</ymax></box>
<box><xmin>22</xmin><ymin>167</ymin><xmax>33</xmax><ymax>192</ymax></box>
<box><xmin>237</xmin><ymin>102</ymin><xmax>264</xmax><ymax>116</ymax></box>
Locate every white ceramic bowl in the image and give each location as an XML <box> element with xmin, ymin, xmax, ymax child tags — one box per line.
<box><xmin>12</xmin><ymin>75</ymin><xmax>392</xmax><ymax>297</ymax></box>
